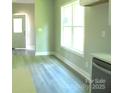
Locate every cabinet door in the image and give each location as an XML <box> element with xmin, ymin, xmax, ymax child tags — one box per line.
<box><xmin>80</xmin><ymin>0</ymin><xmax>108</xmax><ymax>6</ymax></box>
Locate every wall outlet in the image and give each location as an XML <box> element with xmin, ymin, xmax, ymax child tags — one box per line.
<box><xmin>101</xmin><ymin>30</ymin><xmax>106</xmax><ymax>38</ymax></box>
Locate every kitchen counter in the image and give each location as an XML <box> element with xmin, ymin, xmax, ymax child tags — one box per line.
<box><xmin>91</xmin><ymin>53</ymin><xmax>111</xmax><ymax>64</ymax></box>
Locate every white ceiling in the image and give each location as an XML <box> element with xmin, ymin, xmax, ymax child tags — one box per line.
<box><xmin>12</xmin><ymin>0</ymin><xmax>34</xmax><ymax>3</ymax></box>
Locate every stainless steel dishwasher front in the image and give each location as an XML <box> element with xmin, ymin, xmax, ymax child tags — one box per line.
<box><xmin>91</xmin><ymin>57</ymin><xmax>111</xmax><ymax>93</ymax></box>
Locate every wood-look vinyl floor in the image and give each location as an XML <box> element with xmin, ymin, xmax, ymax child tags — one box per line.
<box><xmin>13</xmin><ymin>55</ymin><xmax>89</xmax><ymax>93</ymax></box>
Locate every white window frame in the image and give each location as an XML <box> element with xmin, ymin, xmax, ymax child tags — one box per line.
<box><xmin>61</xmin><ymin>1</ymin><xmax>85</xmax><ymax>56</ymax></box>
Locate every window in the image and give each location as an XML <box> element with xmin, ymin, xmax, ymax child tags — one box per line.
<box><xmin>13</xmin><ymin>18</ymin><xmax>23</xmax><ymax>33</ymax></box>
<box><xmin>61</xmin><ymin>1</ymin><xmax>85</xmax><ymax>54</ymax></box>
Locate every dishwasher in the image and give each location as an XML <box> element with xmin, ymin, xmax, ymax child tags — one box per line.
<box><xmin>91</xmin><ymin>57</ymin><xmax>111</xmax><ymax>93</ymax></box>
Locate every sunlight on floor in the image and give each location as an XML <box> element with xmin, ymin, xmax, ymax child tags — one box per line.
<box><xmin>12</xmin><ymin>55</ymin><xmax>89</xmax><ymax>93</ymax></box>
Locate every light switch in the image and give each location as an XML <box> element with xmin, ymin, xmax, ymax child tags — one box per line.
<box><xmin>38</xmin><ymin>28</ymin><xmax>42</xmax><ymax>32</ymax></box>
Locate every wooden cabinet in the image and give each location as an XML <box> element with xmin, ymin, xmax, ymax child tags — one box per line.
<box><xmin>80</xmin><ymin>0</ymin><xmax>108</xmax><ymax>6</ymax></box>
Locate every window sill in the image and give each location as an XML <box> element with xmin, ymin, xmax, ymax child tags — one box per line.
<box><xmin>61</xmin><ymin>46</ymin><xmax>84</xmax><ymax>58</ymax></box>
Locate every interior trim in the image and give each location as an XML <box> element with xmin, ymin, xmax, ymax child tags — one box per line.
<box><xmin>35</xmin><ymin>51</ymin><xmax>54</xmax><ymax>56</ymax></box>
<box><xmin>54</xmin><ymin>52</ymin><xmax>91</xmax><ymax>82</ymax></box>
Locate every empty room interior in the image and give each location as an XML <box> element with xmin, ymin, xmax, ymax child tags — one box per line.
<box><xmin>12</xmin><ymin>0</ymin><xmax>111</xmax><ymax>93</ymax></box>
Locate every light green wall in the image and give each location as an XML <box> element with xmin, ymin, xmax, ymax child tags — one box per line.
<box><xmin>12</xmin><ymin>3</ymin><xmax>35</xmax><ymax>49</ymax></box>
<box><xmin>35</xmin><ymin>0</ymin><xmax>55</xmax><ymax>52</ymax></box>
<box><xmin>54</xmin><ymin>0</ymin><xmax>111</xmax><ymax>78</ymax></box>
<box><xmin>84</xmin><ymin>3</ymin><xmax>111</xmax><ymax>74</ymax></box>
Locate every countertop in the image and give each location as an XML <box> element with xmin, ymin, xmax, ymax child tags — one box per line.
<box><xmin>91</xmin><ymin>53</ymin><xmax>111</xmax><ymax>64</ymax></box>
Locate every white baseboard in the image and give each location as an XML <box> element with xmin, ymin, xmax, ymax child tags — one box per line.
<box><xmin>35</xmin><ymin>51</ymin><xmax>54</xmax><ymax>56</ymax></box>
<box><xmin>13</xmin><ymin>45</ymin><xmax>35</xmax><ymax>50</ymax></box>
<box><xmin>13</xmin><ymin>48</ymin><xmax>26</xmax><ymax>50</ymax></box>
<box><xmin>54</xmin><ymin>53</ymin><xmax>91</xmax><ymax>82</ymax></box>
<box><xmin>26</xmin><ymin>45</ymin><xmax>35</xmax><ymax>50</ymax></box>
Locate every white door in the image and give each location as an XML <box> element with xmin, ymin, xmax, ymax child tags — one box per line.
<box><xmin>12</xmin><ymin>15</ymin><xmax>26</xmax><ymax>48</ymax></box>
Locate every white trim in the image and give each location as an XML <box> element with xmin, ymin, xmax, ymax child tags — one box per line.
<box><xmin>13</xmin><ymin>48</ymin><xmax>26</xmax><ymax>50</ymax></box>
<box><xmin>13</xmin><ymin>46</ymin><xmax>35</xmax><ymax>51</ymax></box>
<box><xmin>54</xmin><ymin>52</ymin><xmax>91</xmax><ymax>82</ymax></box>
<box><xmin>35</xmin><ymin>51</ymin><xmax>54</xmax><ymax>56</ymax></box>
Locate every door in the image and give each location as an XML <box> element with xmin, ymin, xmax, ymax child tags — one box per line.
<box><xmin>12</xmin><ymin>15</ymin><xmax>26</xmax><ymax>48</ymax></box>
